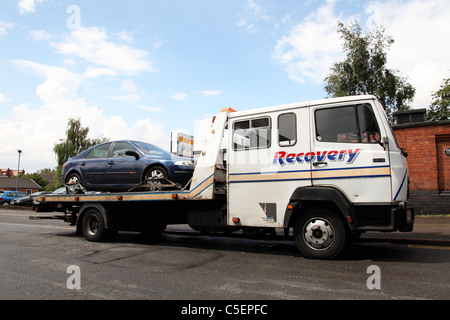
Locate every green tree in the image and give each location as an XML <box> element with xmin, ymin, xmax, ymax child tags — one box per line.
<box><xmin>427</xmin><ymin>76</ymin><xmax>450</xmax><ymax>121</ymax></box>
<box><xmin>324</xmin><ymin>21</ymin><xmax>415</xmax><ymax>120</ymax></box>
<box><xmin>53</xmin><ymin>118</ymin><xmax>109</xmax><ymax>188</ymax></box>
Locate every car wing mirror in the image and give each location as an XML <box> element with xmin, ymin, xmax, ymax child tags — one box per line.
<box><xmin>125</xmin><ymin>150</ymin><xmax>140</xmax><ymax>160</ymax></box>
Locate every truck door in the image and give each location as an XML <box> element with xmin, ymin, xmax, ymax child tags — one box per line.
<box><xmin>311</xmin><ymin>102</ymin><xmax>391</xmax><ymax>204</ymax></box>
<box><xmin>227</xmin><ymin>107</ymin><xmax>311</xmax><ymax>227</ymax></box>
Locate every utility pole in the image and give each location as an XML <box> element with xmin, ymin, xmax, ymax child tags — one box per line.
<box><xmin>16</xmin><ymin>150</ymin><xmax>22</xmax><ymax>192</ymax></box>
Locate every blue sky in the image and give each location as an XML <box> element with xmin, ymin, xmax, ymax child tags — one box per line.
<box><xmin>1</xmin><ymin>0</ymin><xmax>449</xmax><ymax>172</ymax></box>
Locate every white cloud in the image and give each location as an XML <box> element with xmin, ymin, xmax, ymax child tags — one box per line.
<box><xmin>19</xmin><ymin>0</ymin><xmax>45</xmax><ymax>14</ymax></box>
<box><xmin>137</xmin><ymin>105</ymin><xmax>165</xmax><ymax>113</ymax></box>
<box><xmin>19</xmin><ymin>0</ymin><xmax>36</xmax><ymax>13</ymax></box>
<box><xmin>247</xmin><ymin>0</ymin><xmax>271</xmax><ymax>21</ymax></box>
<box><xmin>170</xmin><ymin>93</ymin><xmax>188</xmax><ymax>101</ymax></box>
<box><xmin>116</xmin><ymin>31</ymin><xmax>134</xmax><ymax>43</ymax></box>
<box><xmin>52</xmin><ymin>26</ymin><xmax>153</xmax><ymax>75</ymax></box>
<box><xmin>273</xmin><ymin>0</ymin><xmax>348</xmax><ymax>84</ymax></box>
<box><xmin>365</xmin><ymin>0</ymin><xmax>450</xmax><ymax>108</ymax></box>
<box><xmin>83</xmin><ymin>67</ymin><xmax>117</xmax><ymax>78</ymax></box>
<box><xmin>0</xmin><ymin>93</ymin><xmax>10</xmax><ymax>103</ymax></box>
<box><xmin>236</xmin><ymin>0</ymin><xmax>271</xmax><ymax>33</ymax></box>
<box><xmin>0</xmin><ymin>21</ymin><xmax>13</xmax><ymax>36</ymax></box>
<box><xmin>201</xmin><ymin>90</ymin><xmax>221</xmax><ymax>96</ymax></box>
<box><xmin>29</xmin><ymin>29</ymin><xmax>52</xmax><ymax>41</ymax></box>
<box><xmin>106</xmin><ymin>93</ymin><xmax>140</xmax><ymax>103</ymax></box>
<box><xmin>120</xmin><ymin>79</ymin><xmax>138</xmax><ymax>92</ymax></box>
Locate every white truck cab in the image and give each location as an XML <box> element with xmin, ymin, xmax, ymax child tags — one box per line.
<box><xmin>216</xmin><ymin>95</ymin><xmax>413</xmax><ymax>258</ymax></box>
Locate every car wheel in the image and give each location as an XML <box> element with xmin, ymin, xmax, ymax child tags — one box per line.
<box><xmin>66</xmin><ymin>173</ymin><xmax>84</xmax><ymax>194</ymax></box>
<box><xmin>144</xmin><ymin>166</ymin><xmax>168</xmax><ymax>191</ymax></box>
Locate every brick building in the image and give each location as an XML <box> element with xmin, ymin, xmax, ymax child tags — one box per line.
<box><xmin>393</xmin><ymin>109</ymin><xmax>450</xmax><ymax>215</ymax></box>
<box><xmin>0</xmin><ymin>168</ymin><xmax>25</xmax><ymax>177</ymax></box>
<box><xmin>0</xmin><ymin>177</ymin><xmax>41</xmax><ymax>194</ymax></box>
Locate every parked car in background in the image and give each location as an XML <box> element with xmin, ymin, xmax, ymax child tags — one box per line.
<box><xmin>11</xmin><ymin>191</ymin><xmax>49</xmax><ymax>207</ymax></box>
<box><xmin>0</xmin><ymin>191</ymin><xmax>29</xmax><ymax>205</ymax></box>
<box><xmin>61</xmin><ymin>140</ymin><xmax>195</xmax><ymax>194</ymax></box>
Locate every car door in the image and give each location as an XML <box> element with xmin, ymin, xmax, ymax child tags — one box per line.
<box><xmin>80</xmin><ymin>142</ymin><xmax>112</xmax><ymax>187</ymax></box>
<box><xmin>105</xmin><ymin>141</ymin><xmax>141</xmax><ymax>187</ymax></box>
<box><xmin>311</xmin><ymin>102</ymin><xmax>391</xmax><ymax>204</ymax></box>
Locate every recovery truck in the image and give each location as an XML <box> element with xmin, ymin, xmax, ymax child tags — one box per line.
<box><xmin>33</xmin><ymin>95</ymin><xmax>414</xmax><ymax>259</ymax></box>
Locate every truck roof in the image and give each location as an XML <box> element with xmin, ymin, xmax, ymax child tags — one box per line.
<box><xmin>228</xmin><ymin>94</ymin><xmax>377</xmax><ymax>118</ymax></box>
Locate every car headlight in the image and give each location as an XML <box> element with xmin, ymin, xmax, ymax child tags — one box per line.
<box><xmin>174</xmin><ymin>160</ymin><xmax>195</xmax><ymax>167</ymax></box>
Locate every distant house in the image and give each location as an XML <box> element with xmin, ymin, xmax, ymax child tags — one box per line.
<box><xmin>0</xmin><ymin>177</ymin><xmax>41</xmax><ymax>194</ymax></box>
<box><xmin>0</xmin><ymin>168</ymin><xmax>25</xmax><ymax>177</ymax></box>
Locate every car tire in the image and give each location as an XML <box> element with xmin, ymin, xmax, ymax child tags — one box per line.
<box><xmin>65</xmin><ymin>172</ymin><xmax>84</xmax><ymax>194</ymax></box>
<box><xmin>144</xmin><ymin>166</ymin><xmax>168</xmax><ymax>191</ymax></box>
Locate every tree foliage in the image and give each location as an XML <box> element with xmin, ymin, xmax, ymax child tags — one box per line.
<box><xmin>427</xmin><ymin>76</ymin><xmax>450</xmax><ymax>121</ymax></box>
<box><xmin>324</xmin><ymin>21</ymin><xmax>415</xmax><ymax>120</ymax></box>
<box><xmin>52</xmin><ymin>118</ymin><xmax>109</xmax><ymax>188</ymax></box>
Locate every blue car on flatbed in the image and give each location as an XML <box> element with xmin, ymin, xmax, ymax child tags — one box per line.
<box><xmin>61</xmin><ymin>140</ymin><xmax>195</xmax><ymax>194</ymax></box>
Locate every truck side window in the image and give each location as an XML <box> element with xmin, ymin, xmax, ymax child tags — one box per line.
<box><xmin>278</xmin><ymin>113</ymin><xmax>296</xmax><ymax>146</ymax></box>
<box><xmin>358</xmin><ymin>104</ymin><xmax>381</xmax><ymax>143</ymax></box>
<box><xmin>315</xmin><ymin>104</ymin><xmax>380</xmax><ymax>144</ymax></box>
<box><xmin>233</xmin><ymin>117</ymin><xmax>271</xmax><ymax>150</ymax></box>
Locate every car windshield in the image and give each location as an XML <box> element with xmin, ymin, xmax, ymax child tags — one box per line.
<box><xmin>133</xmin><ymin>141</ymin><xmax>172</xmax><ymax>157</ymax></box>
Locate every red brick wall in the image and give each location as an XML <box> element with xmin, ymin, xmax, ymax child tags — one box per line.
<box><xmin>394</xmin><ymin>123</ymin><xmax>450</xmax><ymax>191</ymax></box>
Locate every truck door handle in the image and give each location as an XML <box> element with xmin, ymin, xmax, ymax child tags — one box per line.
<box><xmin>313</xmin><ymin>161</ymin><xmax>328</xmax><ymax>167</ymax></box>
<box><xmin>80</xmin><ymin>162</ymin><xmax>86</xmax><ymax>166</ymax></box>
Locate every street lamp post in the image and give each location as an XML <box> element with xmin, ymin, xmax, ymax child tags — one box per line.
<box><xmin>16</xmin><ymin>150</ymin><xmax>22</xmax><ymax>192</ymax></box>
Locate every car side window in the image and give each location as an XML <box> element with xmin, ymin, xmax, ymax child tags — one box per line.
<box><xmin>85</xmin><ymin>143</ymin><xmax>112</xmax><ymax>159</ymax></box>
<box><xmin>112</xmin><ymin>142</ymin><xmax>137</xmax><ymax>158</ymax></box>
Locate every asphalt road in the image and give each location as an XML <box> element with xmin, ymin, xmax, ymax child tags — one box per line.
<box><xmin>0</xmin><ymin>208</ymin><xmax>448</xmax><ymax>301</ymax></box>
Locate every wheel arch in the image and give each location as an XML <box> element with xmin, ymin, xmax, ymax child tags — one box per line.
<box><xmin>64</xmin><ymin>168</ymin><xmax>82</xmax><ymax>183</ymax></box>
<box><xmin>142</xmin><ymin>163</ymin><xmax>169</xmax><ymax>181</ymax></box>
<box><xmin>284</xmin><ymin>186</ymin><xmax>357</xmax><ymax>232</ymax></box>
<box><xmin>75</xmin><ymin>203</ymin><xmax>113</xmax><ymax>235</ymax></box>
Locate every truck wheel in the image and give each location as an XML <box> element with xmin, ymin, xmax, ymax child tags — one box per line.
<box><xmin>293</xmin><ymin>207</ymin><xmax>347</xmax><ymax>260</ymax></box>
<box><xmin>81</xmin><ymin>209</ymin><xmax>116</xmax><ymax>242</ymax></box>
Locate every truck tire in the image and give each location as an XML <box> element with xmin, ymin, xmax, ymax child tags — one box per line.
<box><xmin>81</xmin><ymin>208</ymin><xmax>116</xmax><ymax>242</ymax></box>
<box><xmin>293</xmin><ymin>207</ymin><xmax>348</xmax><ymax>259</ymax></box>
